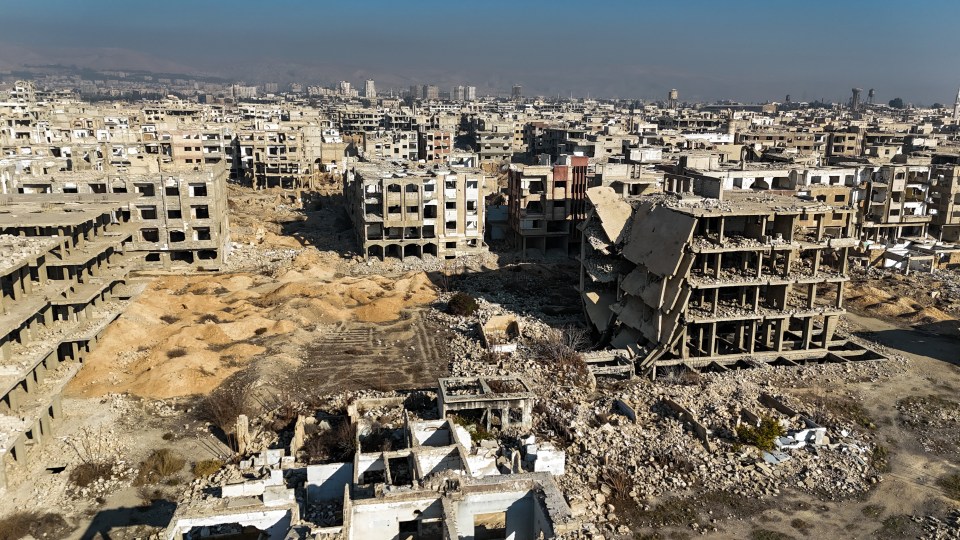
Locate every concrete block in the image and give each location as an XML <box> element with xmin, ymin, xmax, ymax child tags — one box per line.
<box><xmin>265</xmin><ymin>468</ymin><xmax>283</xmax><ymax>486</ymax></box>
<box><xmin>221</xmin><ymin>482</ymin><xmax>246</xmax><ymax>498</ymax></box>
<box><xmin>242</xmin><ymin>481</ymin><xmax>265</xmax><ymax>496</ymax></box>
<box><xmin>265</xmin><ymin>449</ymin><xmax>283</xmax><ymax>466</ymax></box>
<box><xmin>262</xmin><ymin>485</ymin><xmax>294</xmax><ymax>507</ymax></box>
<box><xmin>306</xmin><ymin>463</ymin><xmax>353</xmax><ymax>502</ymax></box>
<box><xmin>533</xmin><ymin>444</ymin><xmax>566</xmax><ymax>476</ymax></box>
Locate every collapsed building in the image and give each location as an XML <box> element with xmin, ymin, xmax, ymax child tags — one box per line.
<box><xmin>0</xmin><ymin>194</ymin><xmax>142</xmax><ymax>493</ymax></box>
<box><xmin>165</xmin><ymin>377</ymin><xmax>574</xmax><ymax>540</ymax></box>
<box><xmin>579</xmin><ymin>181</ymin><xmax>885</xmax><ymax>376</ymax></box>
<box><xmin>344</xmin><ymin>162</ymin><xmax>489</xmax><ymax>260</ymax></box>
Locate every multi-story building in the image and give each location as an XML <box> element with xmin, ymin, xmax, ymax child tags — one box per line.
<box><xmin>580</xmin><ymin>184</ymin><xmax>879</xmax><ymax>375</ymax></box>
<box><xmin>362</xmin><ymin>130</ymin><xmax>419</xmax><ymax>161</ymax></box>
<box><xmin>417</xmin><ymin>129</ymin><xmax>453</xmax><ymax>165</ymax></box>
<box><xmin>1</xmin><ymin>160</ymin><xmax>231</xmax><ymax>269</ymax></box>
<box><xmin>0</xmin><ymin>194</ymin><xmax>140</xmax><ymax>493</ymax></box>
<box><xmin>344</xmin><ymin>162</ymin><xmax>488</xmax><ymax>260</ymax></box>
<box><xmin>507</xmin><ymin>155</ymin><xmax>588</xmax><ymax>256</ymax></box>
<box><xmin>862</xmin><ymin>165</ymin><xmax>933</xmax><ymax>242</ymax></box>
<box><xmin>930</xmin><ymin>164</ymin><xmax>960</xmax><ymax>242</ymax></box>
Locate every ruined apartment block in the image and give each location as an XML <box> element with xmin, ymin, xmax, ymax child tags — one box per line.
<box><xmin>507</xmin><ymin>155</ymin><xmax>588</xmax><ymax>256</ymax></box>
<box><xmin>1</xmin><ymin>161</ymin><xmax>230</xmax><ymax>269</ymax></box>
<box><xmin>862</xmin><ymin>165</ymin><xmax>933</xmax><ymax>242</ymax></box>
<box><xmin>345</xmin><ymin>162</ymin><xmax>488</xmax><ymax>260</ymax></box>
<box><xmin>165</xmin><ymin>380</ymin><xmax>573</xmax><ymax>540</ymax></box>
<box><xmin>0</xmin><ymin>194</ymin><xmax>140</xmax><ymax>493</ymax></box>
<box><xmin>581</xmin><ymin>182</ymin><xmax>884</xmax><ymax>375</ymax></box>
<box><xmin>930</xmin><ymin>164</ymin><xmax>960</xmax><ymax>242</ymax></box>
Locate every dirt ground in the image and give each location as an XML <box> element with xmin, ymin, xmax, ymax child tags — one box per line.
<box><xmin>68</xmin><ymin>186</ymin><xmax>445</xmax><ymax>400</ymax></box>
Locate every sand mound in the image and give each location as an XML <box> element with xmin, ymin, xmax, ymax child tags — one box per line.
<box><xmin>69</xmin><ymin>263</ymin><xmax>438</xmax><ymax>399</ymax></box>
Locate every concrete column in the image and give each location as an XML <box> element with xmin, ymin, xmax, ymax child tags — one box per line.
<box><xmin>20</xmin><ymin>267</ymin><xmax>33</xmax><ymax>295</ymax></box>
<box><xmin>801</xmin><ymin>318</ymin><xmax>814</xmax><ymax>349</ymax></box>
<box><xmin>836</xmin><ymin>282</ymin><xmax>844</xmax><ymax>309</ymax></box>
<box><xmin>812</xmin><ymin>250</ymin><xmax>821</xmax><ymax>276</ymax></box>
<box><xmin>51</xmin><ymin>394</ymin><xmax>63</xmax><ymax>421</ymax></box>
<box><xmin>708</xmin><ymin>323</ymin><xmax>717</xmax><ymax>357</ymax></box>
<box><xmin>9</xmin><ymin>272</ymin><xmax>20</xmax><ymax>302</ymax></box>
<box><xmin>11</xmin><ymin>438</ymin><xmax>25</xmax><ymax>463</ymax></box>
<box><xmin>807</xmin><ymin>283</ymin><xmax>817</xmax><ymax>309</ymax></box>
<box><xmin>773</xmin><ymin>319</ymin><xmax>786</xmax><ymax>352</ymax></box>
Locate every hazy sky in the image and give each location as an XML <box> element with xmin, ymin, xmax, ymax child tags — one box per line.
<box><xmin>3</xmin><ymin>0</ymin><xmax>959</xmax><ymax>103</ymax></box>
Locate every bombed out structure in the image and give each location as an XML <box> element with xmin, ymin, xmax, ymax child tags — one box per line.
<box><xmin>579</xmin><ymin>177</ymin><xmax>885</xmax><ymax>376</ymax></box>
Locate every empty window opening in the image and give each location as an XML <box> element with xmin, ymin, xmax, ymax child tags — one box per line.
<box><xmin>141</xmin><ymin>228</ymin><xmax>160</xmax><ymax>242</ymax></box>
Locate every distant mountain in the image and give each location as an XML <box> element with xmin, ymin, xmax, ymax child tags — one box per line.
<box><xmin>0</xmin><ymin>42</ymin><xmax>206</xmax><ymax>77</ymax></box>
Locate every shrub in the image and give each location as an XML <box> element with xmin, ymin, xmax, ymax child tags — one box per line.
<box><xmin>736</xmin><ymin>415</ymin><xmax>786</xmax><ymax>451</ymax></box>
<box><xmin>198</xmin><ymin>313</ymin><xmax>222</xmax><ymax>324</ymax></box>
<box><xmin>166</xmin><ymin>348</ymin><xmax>188</xmax><ymax>359</ymax></box>
<box><xmin>302</xmin><ymin>420</ymin><xmax>358</xmax><ymax>464</ymax></box>
<box><xmin>602</xmin><ymin>467</ymin><xmax>633</xmax><ymax>500</ymax></box>
<box><xmin>160</xmin><ymin>314</ymin><xmax>180</xmax><ymax>324</ymax></box>
<box><xmin>69</xmin><ymin>461</ymin><xmax>114</xmax><ymax>488</ymax></box>
<box><xmin>134</xmin><ymin>448</ymin><xmax>186</xmax><ymax>486</ymax></box>
<box><xmin>447</xmin><ymin>292</ymin><xmax>479</xmax><ymax>316</ymax></box>
<box><xmin>193</xmin><ymin>459</ymin><xmax>224</xmax><ymax>478</ymax></box>
<box><xmin>198</xmin><ymin>373</ymin><xmax>255</xmax><ymax>434</ymax></box>
<box><xmin>0</xmin><ymin>512</ymin><xmax>72</xmax><ymax>540</ymax></box>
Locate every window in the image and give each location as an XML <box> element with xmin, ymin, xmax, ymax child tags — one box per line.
<box><xmin>165</xmin><ymin>186</ymin><xmax>179</xmax><ymax>196</ymax></box>
<box><xmin>445</xmin><ymin>201</ymin><xmax>457</xmax><ymax>209</ymax></box>
<box><xmin>834</xmin><ymin>194</ymin><xmax>845</xmax><ymax>203</ymax></box>
<box><xmin>192</xmin><ymin>205</ymin><xmax>209</xmax><ymax>219</ymax></box>
<box><xmin>189</xmin><ymin>183</ymin><xmax>208</xmax><ymax>197</ymax></box>
<box><xmin>169</xmin><ymin>230</ymin><xmax>185</xmax><ymax>243</ymax></box>
<box><xmin>195</xmin><ymin>227</ymin><xmax>211</xmax><ymax>241</ymax></box>
<box><xmin>168</xmin><ymin>209</ymin><xmax>182</xmax><ymax>219</ymax></box>
<box><xmin>139</xmin><ymin>206</ymin><xmax>157</xmax><ymax>220</ymax></box>
<box><xmin>141</xmin><ymin>228</ymin><xmax>160</xmax><ymax>242</ymax></box>
<box><xmin>135</xmin><ymin>183</ymin><xmax>155</xmax><ymax>197</ymax></box>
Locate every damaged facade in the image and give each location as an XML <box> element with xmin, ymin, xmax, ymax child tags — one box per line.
<box><xmin>165</xmin><ymin>380</ymin><xmax>575</xmax><ymax>540</ymax></box>
<box><xmin>344</xmin><ymin>162</ymin><xmax>489</xmax><ymax>260</ymax></box>
<box><xmin>580</xmin><ymin>182</ymin><xmax>885</xmax><ymax>375</ymax></box>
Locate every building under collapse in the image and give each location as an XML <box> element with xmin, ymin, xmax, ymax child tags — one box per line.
<box><xmin>580</xmin><ymin>183</ymin><xmax>884</xmax><ymax>375</ymax></box>
<box><xmin>0</xmin><ymin>194</ymin><xmax>142</xmax><ymax>493</ymax></box>
<box><xmin>164</xmin><ymin>378</ymin><xmax>574</xmax><ymax>540</ymax></box>
<box><xmin>344</xmin><ymin>162</ymin><xmax>489</xmax><ymax>260</ymax></box>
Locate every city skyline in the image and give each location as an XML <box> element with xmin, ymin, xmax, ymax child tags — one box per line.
<box><xmin>2</xmin><ymin>0</ymin><xmax>959</xmax><ymax>104</ymax></box>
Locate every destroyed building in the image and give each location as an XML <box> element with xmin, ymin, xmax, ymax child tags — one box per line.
<box><xmin>580</xmin><ymin>181</ymin><xmax>884</xmax><ymax>374</ymax></box>
<box><xmin>1</xmin><ymin>161</ymin><xmax>231</xmax><ymax>269</ymax></box>
<box><xmin>0</xmin><ymin>194</ymin><xmax>141</xmax><ymax>494</ymax></box>
<box><xmin>165</xmin><ymin>379</ymin><xmax>574</xmax><ymax>540</ymax></box>
<box><xmin>507</xmin><ymin>155</ymin><xmax>588</xmax><ymax>256</ymax></box>
<box><xmin>344</xmin><ymin>162</ymin><xmax>489</xmax><ymax>260</ymax></box>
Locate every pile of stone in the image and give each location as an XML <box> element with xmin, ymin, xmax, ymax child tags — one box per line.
<box><xmin>550</xmin><ymin>365</ymin><xmax>893</xmax><ymax>525</ymax></box>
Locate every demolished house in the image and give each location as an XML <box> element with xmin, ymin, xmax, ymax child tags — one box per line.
<box><xmin>165</xmin><ymin>378</ymin><xmax>574</xmax><ymax>540</ymax></box>
<box><xmin>579</xmin><ymin>181</ymin><xmax>885</xmax><ymax>377</ymax></box>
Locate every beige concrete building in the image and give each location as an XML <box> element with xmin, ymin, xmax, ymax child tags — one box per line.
<box><xmin>345</xmin><ymin>162</ymin><xmax>488</xmax><ymax>260</ymax></box>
